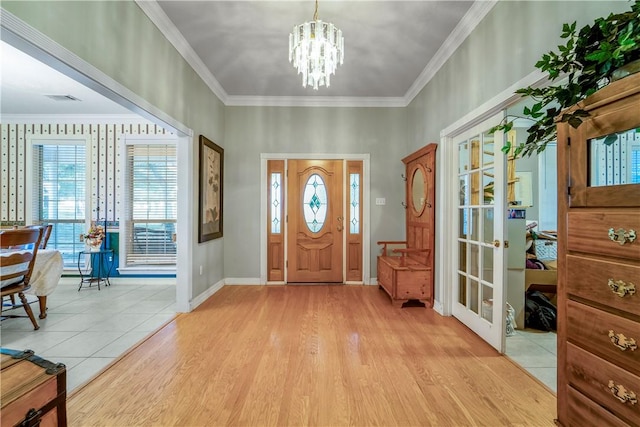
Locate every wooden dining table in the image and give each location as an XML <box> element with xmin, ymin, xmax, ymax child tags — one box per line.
<box><xmin>1</xmin><ymin>249</ymin><xmax>63</xmax><ymax>319</ymax></box>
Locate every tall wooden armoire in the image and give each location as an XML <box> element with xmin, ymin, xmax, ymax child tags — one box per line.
<box><xmin>556</xmin><ymin>72</ymin><xmax>640</xmax><ymax>426</ymax></box>
<box><xmin>376</xmin><ymin>143</ymin><xmax>437</xmax><ymax>307</ymax></box>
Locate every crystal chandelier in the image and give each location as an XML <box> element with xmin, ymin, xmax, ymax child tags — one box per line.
<box><xmin>288</xmin><ymin>0</ymin><xmax>344</xmax><ymax>90</ymax></box>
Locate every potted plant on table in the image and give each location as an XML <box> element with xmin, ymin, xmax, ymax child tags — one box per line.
<box><xmin>493</xmin><ymin>1</ymin><xmax>640</xmax><ymax>157</ymax></box>
<box><xmin>82</xmin><ymin>224</ymin><xmax>105</xmax><ymax>252</ymax></box>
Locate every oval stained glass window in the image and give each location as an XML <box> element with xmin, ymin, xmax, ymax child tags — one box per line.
<box><xmin>303</xmin><ymin>174</ymin><xmax>328</xmax><ymax>233</ymax></box>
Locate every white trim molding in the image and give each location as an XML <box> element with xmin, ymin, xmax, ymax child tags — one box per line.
<box><xmin>225</xmin><ymin>96</ymin><xmax>406</xmax><ymax>108</ymax></box>
<box><xmin>190</xmin><ymin>279</ymin><xmax>225</xmax><ymax>310</ymax></box>
<box><xmin>1</xmin><ymin>9</ymin><xmax>195</xmax><ymax>313</ymax></box>
<box><xmin>440</xmin><ymin>69</ymin><xmax>547</xmax><ymax>139</ymax></box>
<box><xmin>437</xmin><ymin>69</ymin><xmax>549</xmax><ymax>319</ymax></box>
<box><xmin>433</xmin><ymin>300</ymin><xmax>444</xmax><ymax>316</ymax></box>
<box><xmin>0</xmin><ymin>8</ymin><xmax>192</xmax><ymax>137</ymax></box>
<box><xmin>135</xmin><ymin>0</ymin><xmax>496</xmax><ymax>108</ymax></box>
<box><xmin>225</xmin><ymin>278</ymin><xmax>262</xmax><ymax>286</ymax></box>
<box><xmin>59</xmin><ymin>276</ymin><xmax>176</xmax><ymax>286</ymax></box>
<box><xmin>134</xmin><ymin>0</ymin><xmax>229</xmax><ymax>105</ymax></box>
<box><xmin>404</xmin><ymin>0</ymin><xmax>498</xmax><ymax>104</ymax></box>
<box><xmin>260</xmin><ymin>153</ymin><xmax>371</xmax><ymax>286</ymax></box>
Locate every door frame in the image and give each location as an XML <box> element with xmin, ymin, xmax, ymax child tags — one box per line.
<box><xmin>437</xmin><ymin>71</ymin><xmax>548</xmax><ymax>348</ymax></box>
<box><xmin>260</xmin><ymin>153</ymin><xmax>371</xmax><ymax>285</ymax></box>
<box><xmin>450</xmin><ymin>112</ymin><xmax>507</xmax><ymax>352</ymax></box>
<box><xmin>2</xmin><ymin>10</ymin><xmax>194</xmax><ymax>313</ymax></box>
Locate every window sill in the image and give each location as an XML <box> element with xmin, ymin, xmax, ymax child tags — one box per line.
<box><xmin>117</xmin><ymin>267</ymin><xmax>176</xmax><ymax>276</ymax></box>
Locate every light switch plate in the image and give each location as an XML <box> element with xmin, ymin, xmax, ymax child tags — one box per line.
<box><xmin>376</xmin><ymin>198</ymin><xmax>386</xmax><ymax>205</ymax></box>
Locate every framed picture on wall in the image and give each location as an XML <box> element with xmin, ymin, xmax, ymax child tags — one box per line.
<box><xmin>199</xmin><ymin>135</ymin><xmax>224</xmax><ymax>242</ymax></box>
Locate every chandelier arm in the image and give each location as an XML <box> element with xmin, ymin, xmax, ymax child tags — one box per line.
<box><xmin>313</xmin><ymin>0</ymin><xmax>318</xmax><ymax>21</ymax></box>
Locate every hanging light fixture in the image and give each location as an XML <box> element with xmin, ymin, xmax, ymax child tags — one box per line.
<box><xmin>289</xmin><ymin>0</ymin><xmax>344</xmax><ymax>90</ymax></box>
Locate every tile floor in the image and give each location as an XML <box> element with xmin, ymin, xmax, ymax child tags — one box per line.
<box><xmin>505</xmin><ymin>328</ymin><xmax>557</xmax><ymax>392</ymax></box>
<box><xmin>1</xmin><ymin>278</ymin><xmax>176</xmax><ymax>393</ymax></box>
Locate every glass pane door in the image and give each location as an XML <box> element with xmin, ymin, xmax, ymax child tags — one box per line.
<box><xmin>453</xmin><ymin>112</ymin><xmax>506</xmax><ymax>352</ymax></box>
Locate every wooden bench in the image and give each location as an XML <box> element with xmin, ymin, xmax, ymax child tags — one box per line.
<box><xmin>377</xmin><ymin>241</ymin><xmax>432</xmax><ymax>307</ymax></box>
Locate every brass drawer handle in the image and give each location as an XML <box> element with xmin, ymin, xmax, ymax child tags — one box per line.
<box><xmin>608</xmin><ymin>330</ymin><xmax>637</xmax><ymax>351</ymax></box>
<box><xmin>608</xmin><ymin>380</ymin><xmax>638</xmax><ymax>405</ymax></box>
<box><xmin>608</xmin><ymin>228</ymin><xmax>637</xmax><ymax>245</ymax></box>
<box><xmin>608</xmin><ymin>278</ymin><xmax>636</xmax><ymax>298</ymax></box>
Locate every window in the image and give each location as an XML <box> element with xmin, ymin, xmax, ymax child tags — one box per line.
<box><xmin>349</xmin><ymin>173</ymin><xmax>360</xmax><ymax>233</ymax></box>
<box><xmin>590</xmin><ymin>129</ymin><xmax>640</xmax><ymax>186</ymax></box>
<box><xmin>270</xmin><ymin>172</ymin><xmax>282</xmax><ymax>234</ymax></box>
<box><xmin>122</xmin><ymin>141</ymin><xmax>177</xmax><ymax>269</ymax></box>
<box><xmin>631</xmin><ymin>145</ymin><xmax>640</xmax><ymax>184</ymax></box>
<box><xmin>31</xmin><ymin>140</ymin><xmax>88</xmax><ymax>267</ymax></box>
<box><xmin>302</xmin><ymin>174</ymin><xmax>327</xmax><ymax>233</ymax></box>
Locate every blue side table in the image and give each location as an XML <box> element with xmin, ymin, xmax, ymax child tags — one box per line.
<box><xmin>77</xmin><ymin>249</ymin><xmax>114</xmax><ymax>291</ymax></box>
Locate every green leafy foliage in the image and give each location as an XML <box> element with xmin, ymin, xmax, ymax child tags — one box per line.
<box><xmin>492</xmin><ymin>1</ymin><xmax>640</xmax><ymax>157</ymax></box>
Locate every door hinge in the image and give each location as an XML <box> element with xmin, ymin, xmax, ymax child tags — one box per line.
<box><xmin>568</xmin><ymin>186</ymin><xmax>571</xmax><ymax>196</ymax></box>
<box><xmin>286</xmin><ymin>214</ymin><xmax>288</xmax><ymax>223</ymax></box>
<box><xmin>567</xmin><ymin>137</ymin><xmax>571</xmax><ymax>146</ymax></box>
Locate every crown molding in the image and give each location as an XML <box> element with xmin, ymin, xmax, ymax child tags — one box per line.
<box><xmin>135</xmin><ymin>0</ymin><xmax>229</xmax><ymax>105</ymax></box>
<box><xmin>225</xmin><ymin>95</ymin><xmax>406</xmax><ymax>108</ymax></box>
<box><xmin>137</xmin><ymin>0</ymin><xmax>496</xmax><ymax>108</ymax></box>
<box><xmin>0</xmin><ymin>7</ymin><xmax>192</xmax><ymax>136</ymax></box>
<box><xmin>403</xmin><ymin>0</ymin><xmax>498</xmax><ymax>105</ymax></box>
<box><xmin>440</xmin><ymin>68</ymin><xmax>546</xmax><ymax>138</ymax></box>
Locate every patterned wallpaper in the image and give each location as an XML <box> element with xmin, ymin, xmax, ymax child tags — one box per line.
<box><xmin>0</xmin><ymin>120</ymin><xmax>172</xmax><ymax>226</ymax></box>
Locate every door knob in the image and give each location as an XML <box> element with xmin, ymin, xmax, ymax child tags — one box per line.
<box><xmin>493</xmin><ymin>240</ymin><xmax>501</xmax><ymax>248</ymax></box>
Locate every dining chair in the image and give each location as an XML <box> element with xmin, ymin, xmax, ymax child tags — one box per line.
<box><xmin>0</xmin><ymin>227</ymin><xmax>44</xmax><ymax>330</ymax></box>
<box><xmin>6</xmin><ymin>225</ymin><xmax>52</xmax><ymax>308</ymax></box>
<box><xmin>26</xmin><ymin>224</ymin><xmax>53</xmax><ymax>249</ymax></box>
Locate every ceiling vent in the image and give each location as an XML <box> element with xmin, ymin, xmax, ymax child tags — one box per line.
<box><xmin>45</xmin><ymin>94</ymin><xmax>81</xmax><ymax>102</ymax></box>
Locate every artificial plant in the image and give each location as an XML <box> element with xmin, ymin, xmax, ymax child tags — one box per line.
<box><xmin>493</xmin><ymin>1</ymin><xmax>640</xmax><ymax>157</ymax></box>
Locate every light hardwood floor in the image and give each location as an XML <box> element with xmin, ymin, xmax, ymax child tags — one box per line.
<box><xmin>68</xmin><ymin>285</ymin><xmax>556</xmax><ymax>426</ymax></box>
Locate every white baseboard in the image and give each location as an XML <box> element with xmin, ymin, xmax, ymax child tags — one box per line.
<box><xmin>367</xmin><ymin>278</ymin><xmax>378</xmax><ymax>286</ymax></box>
<box><xmin>190</xmin><ymin>279</ymin><xmax>224</xmax><ymax>310</ymax></box>
<box><xmin>433</xmin><ymin>300</ymin><xmax>444</xmax><ymax>315</ymax></box>
<box><xmin>224</xmin><ymin>278</ymin><xmax>262</xmax><ymax>285</ymax></box>
<box><xmin>110</xmin><ymin>277</ymin><xmax>176</xmax><ymax>285</ymax></box>
<box><xmin>58</xmin><ymin>276</ymin><xmax>176</xmax><ymax>286</ymax></box>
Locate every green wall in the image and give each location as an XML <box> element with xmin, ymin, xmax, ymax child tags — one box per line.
<box><xmin>407</xmin><ymin>0</ymin><xmax>630</xmax><ymax>151</ymax></box>
<box><xmin>3</xmin><ymin>0</ymin><xmax>226</xmax><ymax>298</ymax></box>
<box><xmin>224</xmin><ymin>106</ymin><xmax>407</xmax><ymax>278</ymax></box>
<box><xmin>3</xmin><ymin>0</ymin><xmax>629</xmax><ymax>297</ymax></box>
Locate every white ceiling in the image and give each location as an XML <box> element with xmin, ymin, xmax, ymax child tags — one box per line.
<box><xmin>0</xmin><ymin>41</ymin><xmax>133</xmax><ymax>115</ymax></box>
<box><xmin>1</xmin><ymin>0</ymin><xmax>490</xmax><ymax>114</ymax></box>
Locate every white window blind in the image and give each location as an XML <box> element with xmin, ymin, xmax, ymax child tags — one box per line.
<box><xmin>31</xmin><ymin>141</ymin><xmax>87</xmax><ymax>267</ymax></box>
<box><xmin>124</xmin><ymin>143</ymin><xmax>177</xmax><ymax>267</ymax></box>
<box><xmin>631</xmin><ymin>145</ymin><xmax>640</xmax><ymax>183</ymax></box>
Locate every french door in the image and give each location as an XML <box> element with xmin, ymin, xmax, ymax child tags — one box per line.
<box><xmin>452</xmin><ymin>113</ymin><xmax>507</xmax><ymax>352</ymax></box>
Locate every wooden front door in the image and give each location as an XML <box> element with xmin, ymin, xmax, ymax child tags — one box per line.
<box><xmin>287</xmin><ymin>159</ymin><xmax>343</xmax><ymax>283</ymax></box>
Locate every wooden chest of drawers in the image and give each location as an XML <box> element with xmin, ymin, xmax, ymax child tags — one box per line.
<box><xmin>0</xmin><ymin>349</ymin><xmax>67</xmax><ymax>427</ymax></box>
<box><xmin>557</xmin><ymin>72</ymin><xmax>640</xmax><ymax>426</ymax></box>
